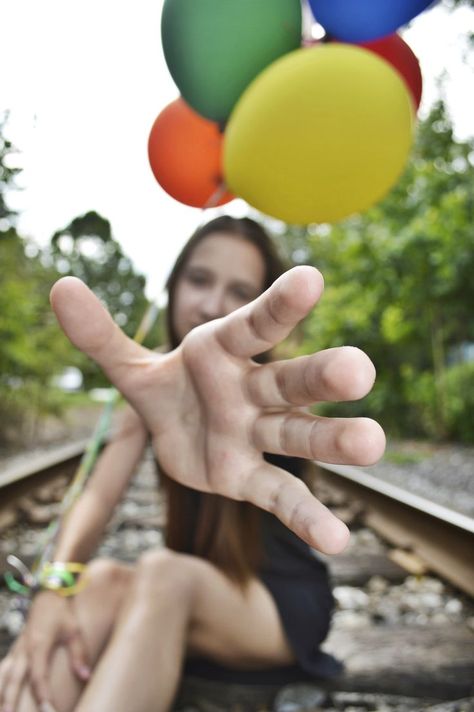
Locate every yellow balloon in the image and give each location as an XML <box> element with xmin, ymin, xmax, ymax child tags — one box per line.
<box><xmin>224</xmin><ymin>44</ymin><xmax>415</xmax><ymax>225</ymax></box>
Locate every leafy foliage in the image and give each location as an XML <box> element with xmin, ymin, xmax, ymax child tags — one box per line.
<box><xmin>0</xmin><ymin>120</ymin><xmax>153</xmax><ymax>443</ymax></box>
<box><xmin>282</xmin><ymin>101</ymin><xmax>474</xmax><ymax>441</ymax></box>
<box><xmin>0</xmin><ymin>119</ymin><xmax>83</xmax><ymax>443</ymax></box>
<box><xmin>48</xmin><ymin>211</ymin><xmax>154</xmax><ymax>387</ymax></box>
<box><xmin>50</xmin><ymin>212</ymin><xmax>150</xmax><ymax>336</ymax></box>
<box><xmin>0</xmin><ymin>112</ymin><xmax>20</xmax><ymax>230</ymax></box>
<box><xmin>0</xmin><ymin>229</ymin><xmax>80</xmax><ymax>444</ymax></box>
<box><xmin>444</xmin><ymin>0</ymin><xmax>474</xmax><ymax>7</ymax></box>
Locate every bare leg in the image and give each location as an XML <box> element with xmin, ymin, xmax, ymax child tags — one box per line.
<box><xmin>17</xmin><ymin>559</ymin><xmax>133</xmax><ymax>712</ymax></box>
<box><xmin>74</xmin><ymin>548</ymin><xmax>294</xmax><ymax>712</ymax></box>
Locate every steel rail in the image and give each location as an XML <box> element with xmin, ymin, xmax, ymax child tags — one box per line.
<box><xmin>0</xmin><ymin>439</ymin><xmax>89</xmax><ymax>489</ymax></box>
<box><xmin>312</xmin><ymin>461</ymin><xmax>474</xmax><ymax>598</ymax></box>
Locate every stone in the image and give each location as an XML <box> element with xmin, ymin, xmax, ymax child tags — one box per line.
<box><xmin>23</xmin><ymin>502</ymin><xmax>61</xmax><ymax>525</ymax></box>
<box><xmin>425</xmin><ymin>699</ymin><xmax>474</xmax><ymax>712</ymax></box>
<box><xmin>273</xmin><ymin>684</ymin><xmax>327</xmax><ymax>711</ymax></box>
<box><xmin>333</xmin><ymin>587</ymin><xmax>370</xmax><ymax>610</ymax></box>
<box><xmin>0</xmin><ymin>508</ymin><xmax>18</xmax><ymax>532</ymax></box>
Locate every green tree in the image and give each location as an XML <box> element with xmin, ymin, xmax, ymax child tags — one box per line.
<box><xmin>0</xmin><ymin>115</ymin><xmax>82</xmax><ymax>443</ymax></box>
<box><xmin>48</xmin><ymin>211</ymin><xmax>154</xmax><ymax>386</ymax></box>
<box><xmin>283</xmin><ymin>101</ymin><xmax>474</xmax><ymax>442</ymax></box>
<box><xmin>445</xmin><ymin>0</ymin><xmax>474</xmax><ymax>8</ymax></box>
<box><xmin>0</xmin><ymin>111</ymin><xmax>20</xmax><ymax>230</ymax></box>
<box><xmin>0</xmin><ymin>230</ymin><xmax>80</xmax><ymax>443</ymax></box>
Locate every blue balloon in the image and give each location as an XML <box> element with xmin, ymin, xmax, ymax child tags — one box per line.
<box><xmin>308</xmin><ymin>0</ymin><xmax>436</xmax><ymax>42</ymax></box>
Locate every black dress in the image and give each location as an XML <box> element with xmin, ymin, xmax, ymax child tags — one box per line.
<box><xmin>184</xmin><ymin>454</ymin><xmax>343</xmax><ymax>683</ymax></box>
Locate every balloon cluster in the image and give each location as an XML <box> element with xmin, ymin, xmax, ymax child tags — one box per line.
<box><xmin>149</xmin><ymin>0</ymin><xmax>433</xmax><ymax>224</ymax></box>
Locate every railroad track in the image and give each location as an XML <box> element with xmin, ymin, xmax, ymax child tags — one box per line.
<box><xmin>310</xmin><ymin>461</ymin><xmax>474</xmax><ymax>598</ymax></box>
<box><xmin>1</xmin><ymin>443</ymin><xmax>473</xmax><ymax>596</ymax></box>
<box><xmin>0</xmin><ymin>440</ymin><xmax>87</xmax><ymax>532</ymax></box>
<box><xmin>1</xmin><ymin>443</ymin><xmax>473</xmax><ymax>710</ymax></box>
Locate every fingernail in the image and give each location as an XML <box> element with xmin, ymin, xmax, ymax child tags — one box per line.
<box><xmin>40</xmin><ymin>702</ymin><xmax>58</xmax><ymax>712</ymax></box>
<box><xmin>78</xmin><ymin>664</ymin><xmax>91</xmax><ymax>679</ymax></box>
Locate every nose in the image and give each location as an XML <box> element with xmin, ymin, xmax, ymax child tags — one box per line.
<box><xmin>198</xmin><ymin>286</ymin><xmax>227</xmax><ymax>322</ymax></box>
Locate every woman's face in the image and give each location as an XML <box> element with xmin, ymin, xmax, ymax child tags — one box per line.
<box><xmin>172</xmin><ymin>232</ymin><xmax>266</xmax><ymax>343</ymax></box>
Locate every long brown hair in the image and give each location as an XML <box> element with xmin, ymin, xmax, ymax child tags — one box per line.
<box><xmin>162</xmin><ymin>216</ymin><xmax>287</xmax><ymax>586</ymax></box>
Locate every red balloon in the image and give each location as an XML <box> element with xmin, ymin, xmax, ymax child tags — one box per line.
<box><xmin>360</xmin><ymin>34</ymin><xmax>422</xmax><ymax>110</ymax></box>
<box><xmin>148</xmin><ymin>98</ymin><xmax>233</xmax><ymax>208</ymax></box>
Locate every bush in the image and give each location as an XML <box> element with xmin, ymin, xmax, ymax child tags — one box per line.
<box><xmin>0</xmin><ymin>380</ymin><xmax>66</xmax><ymax>447</ymax></box>
<box><xmin>403</xmin><ymin>363</ymin><xmax>474</xmax><ymax>443</ymax></box>
<box><xmin>443</xmin><ymin>361</ymin><xmax>474</xmax><ymax>443</ymax></box>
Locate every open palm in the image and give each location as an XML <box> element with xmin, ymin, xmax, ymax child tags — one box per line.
<box><xmin>51</xmin><ymin>266</ymin><xmax>385</xmax><ymax>555</ymax></box>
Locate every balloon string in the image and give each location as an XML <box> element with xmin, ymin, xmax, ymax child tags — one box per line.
<box><xmin>203</xmin><ymin>181</ymin><xmax>229</xmax><ymax>210</ymax></box>
<box><xmin>201</xmin><ymin>113</ymin><xmax>229</xmax><ymax>212</ymax></box>
<box><xmin>34</xmin><ymin>300</ymin><xmax>159</xmax><ymax>574</ymax></box>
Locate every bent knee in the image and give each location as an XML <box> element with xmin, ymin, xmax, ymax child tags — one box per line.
<box><xmin>137</xmin><ymin>547</ymin><xmax>177</xmax><ymax>572</ymax></box>
<box><xmin>135</xmin><ymin>548</ymin><xmax>198</xmax><ymax>606</ymax></box>
<box><xmin>84</xmin><ymin>558</ymin><xmax>133</xmax><ymax>597</ymax></box>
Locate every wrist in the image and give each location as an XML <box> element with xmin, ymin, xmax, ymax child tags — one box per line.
<box><xmin>4</xmin><ymin>560</ymin><xmax>88</xmax><ymax>600</ymax></box>
<box><xmin>38</xmin><ymin>561</ymin><xmax>88</xmax><ymax>597</ymax></box>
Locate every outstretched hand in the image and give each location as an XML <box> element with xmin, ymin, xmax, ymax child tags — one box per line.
<box><xmin>50</xmin><ymin>267</ymin><xmax>385</xmax><ymax>555</ymax></box>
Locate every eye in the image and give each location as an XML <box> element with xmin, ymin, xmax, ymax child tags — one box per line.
<box><xmin>185</xmin><ymin>269</ymin><xmax>210</xmax><ymax>287</ymax></box>
<box><xmin>232</xmin><ymin>285</ymin><xmax>258</xmax><ymax>302</ymax></box>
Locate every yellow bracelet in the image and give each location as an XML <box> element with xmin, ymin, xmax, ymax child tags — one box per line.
<box><xmin>38</xmin><ymin>562</ymin><xmax>88</xmax><ymax>597</ymax></box>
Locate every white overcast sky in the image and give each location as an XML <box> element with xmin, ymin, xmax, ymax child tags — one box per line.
<box><xmin>1</xmin><ymin>1</ymin><xmax>473</xmax><ymax>299</ymax></box>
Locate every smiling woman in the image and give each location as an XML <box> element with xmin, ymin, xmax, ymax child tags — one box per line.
<box><xmin>172</xmin><ymin>234</ymin><xmax>265</xmax><ymax>338</ymax></box>
<box><xmin>0</xmin><ymin>214</ymin><xmax>385</xmax><ymax>712</ymax></box>
<box><xmin>165</xmin><ymin>216</ymin><xmax>284</xmax><ymax>348</ymax></box>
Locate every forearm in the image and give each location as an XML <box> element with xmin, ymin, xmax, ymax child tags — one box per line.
<box><xmin>54</xmin><ymin>489</ymin><xmax>113</xmax><ymax>562</ymax></box>
<box><xmin>54</xmin><ymin>413</ymin><xmax>148</xmax><ymax>563</ymax></box>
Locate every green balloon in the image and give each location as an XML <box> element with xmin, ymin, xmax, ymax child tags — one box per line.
<box><xmin>161</xmin><ymin>0</ymin><xmax>302</xmax><ymax>123</ymax></box>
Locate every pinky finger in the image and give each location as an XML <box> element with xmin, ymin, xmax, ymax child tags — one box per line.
<box><xmin>241</xmin><ymin>462</ymin><xmax>350</xmax><ymax>555</ymax></box>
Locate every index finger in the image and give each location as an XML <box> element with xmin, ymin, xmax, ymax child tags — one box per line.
<box><xmin>0</xmin><ymin>651</ymin><xmax>28</xmax><ymax>711</ymax></box>
<box><xmin>29</xmin><ymin>639</ymin><xmax>54</xmax><ymax>706</ymax></box>
<box><xmin>216</xmin><ymin>266</ymin><xmax>324</xmax><ymax>359</ymax></box>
